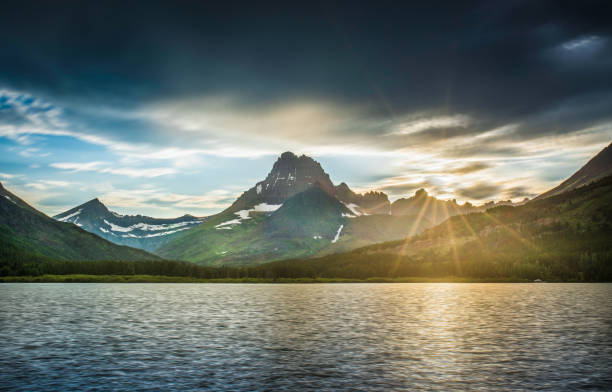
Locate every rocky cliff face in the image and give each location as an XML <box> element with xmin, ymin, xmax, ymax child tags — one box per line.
<box><xmin>256</xmin><ymin>152</ymin><xmax>336</xmax><ymax>203</ymax></box>
<box><xmin>230</xmin><ymin>152</ymin><xmax>345</xmax><ymax>210</ymax></box>
<box><xmin>228</xmin><ymin>152</ymin><xmax>392</xmax><ymax>215</ymax></box>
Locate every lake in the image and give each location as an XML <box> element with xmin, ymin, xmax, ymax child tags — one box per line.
<box><xmin>1</xmin><ymin>283</ymin><xmax>611</xmax><ymax>391</ymax></box>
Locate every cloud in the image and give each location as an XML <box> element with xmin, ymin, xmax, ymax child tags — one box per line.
<box><xmin>0</xmin><ymin>89</ymin><xmax>137</xmax><ymax>152</ymax></box>
<box><xmin>390</xmin><ymin>115</ymin><xmax>471</xmax><ymax>136</ymax></box>
<box><xmin>97</xmin><ymin>186</ymin><xmax>239</xmax><ymax>217</ymax></box>
<box><xmin>448</xmin><ymin>162</ymin><xmax>492</xmax><ymax>175</ymax></box>
<box><xmin>456</xmin><ymin>183</ymin><xmax>502</xmax><ymax>200</ymax></box>
<box><xmin>377</xmin><ymin>181</ymin><xmax>432</xmax><ymax>195</ymax></box>
<box><xmin>562</xmin><ymin>35</ymin><xmax>605</xmax><ymax>51</ymax></box>
<box><xmin>504</xmin><ymin>186</ymin><xmax>536</xmax><ymax>199</ymax></box>
<box><xmin>0</xmin><ymin>172</ymin><xmax>21</xmax><ymax>179</ymax></box>
<box><xmin>50</xmin><ymin>161</ymin><xmax>177</xmax><ymax>178</ymax></box>
<box><xmin>25</xmin><ymin>180</ymin><xmax>73</xmax><ymax>191</ymax></box>
<box><xmin>50</xmin><ymin>162</ymin><xmax>106</xmax><ymax>172</ymax></box>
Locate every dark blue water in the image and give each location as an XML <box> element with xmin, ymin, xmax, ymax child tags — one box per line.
<box><xmin>1</xmin><ymin>283</ymin><xmax>611</xmax><ymax>391</ymax></box>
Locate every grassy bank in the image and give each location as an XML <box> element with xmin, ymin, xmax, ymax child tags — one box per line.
<box><xmin>0</xmin><ymin>274</ymin><xmax>534</xmax><ymax>283</ymax></box>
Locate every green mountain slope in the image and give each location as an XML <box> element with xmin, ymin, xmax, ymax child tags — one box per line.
<box><xmin>157</xmin><ymin>152</ymin><xmax>442</xmax><ymax>266</ymax></box>
<box><xmin>263</xmin><ymin>175</ymin><xmax>612</xmax><ymax>281</ymax></box>
<box><xmin>266</xmin><ymin>186</ymin><xmax>350</xmax><ymax>236</ymax></box>
<box><xmin>0</xmin><ymin>183</ymin><xmax>159</xmax><ymax>269</ymax></box>
<box><xmin>156</xmin><ymin>186</ymin><xmax>432</xmax><ymax>266</ymax></box>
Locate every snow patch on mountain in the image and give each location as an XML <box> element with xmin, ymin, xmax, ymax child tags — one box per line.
<box><xmin>119</xmin><ymin>227</ymin><xmax>191</xmax><ymax>238</ymax></box>
<box><xmin>3</xmin><ymin>195</ymin><xmax>16</xmax><ymax>204</ymax></box>
<box><xmin>332</xmin><ymin>224</ymin><xmax>344</xmax><ymax>243</ymax></box>
<box><xmin>216</xmin><ymin>203</ymin><xmax>282</xmax><ymax>230</ymax></box>
<box><xmin>252</xmin><ymin>203</ymin><xmax>282</xmax><ymax>212</ymax></box>
<box><xmin>235</xmin><ymin>210</ymin><xmax>251</xmax><ymax>220</ymax></box>
<box><xmin>103</xmin><ymin>219</ymin><xmax>199</xmax><ymax>232</ymax></box>
<box><xmin>215</xmin><ymin>218</ymin><xmax>243</xmax><ymax>229</ymax></box>
<box><xmin>99</xmin><ymin>226</ymin><xmax>116</xmax><ymax>235</ymax></box>
<box><xmin>342</xmin><ymin>202</ymin><xmax>364</xmax><ymax>216</ymax></box>
<box><xmin>103</xmin><ymin>219</ymin><xmax>133</xmax><ymax>232</ymax></box>
<box><xmin>58</xmin><ymin>209</ymin><xmax>82</xmax><ymax>222</ymax></box>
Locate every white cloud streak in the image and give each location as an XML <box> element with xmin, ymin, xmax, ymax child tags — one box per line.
<box><xmin>391</xmin><ymin>115</ymin><xmax>471</xmax><ymax>135</ymax></box>
<box><xmin>50</xmin><ymin>162</ymin><xmax>177</xmax><ymax>178</ymax></box>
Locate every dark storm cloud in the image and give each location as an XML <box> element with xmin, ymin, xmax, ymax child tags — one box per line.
<box><xmin>504</xmin><ymin>186</ymin><xmax>536</xmax><ymax>199</ymax></box>
<box><xmin>449</xmin><ymin>163</ymin><xmax>492</xmax><ymax>175</ymax></box>
<box><xmin>457</xmin><ymin>183</ymin><xmax>502</xmax><ymax>200</ymax></box>
<box><xmin>1</xmin><ymin>1</ymin><xmax>610</xmax><ymax>116</ymax></box>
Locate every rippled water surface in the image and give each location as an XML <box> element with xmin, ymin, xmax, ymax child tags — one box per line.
<box><xmin>1</xmin><ymin>283</ymin><xmax>611</xmax><ymax>391</ymax></box>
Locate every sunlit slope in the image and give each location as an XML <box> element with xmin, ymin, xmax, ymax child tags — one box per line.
<box><xmin>265</xmin><ymin>175</ymin><xmax>612</xmax><ymax>281</ymax></box>
<box><xmin>0</xmin><ymin>183</ymin><xmax>159</xmax><ymax>266</ymax></box>
<box><xmin>156</xmin><ymin>186</ymin><xmax>432</xmax><ymax>266</ymax></box>
<box><xmin>536</xmin><ymin>142</ymin><xmax>612</xmax><ymax>200</ymax></box>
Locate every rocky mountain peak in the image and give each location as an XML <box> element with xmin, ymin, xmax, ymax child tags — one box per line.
<box><xmin>227</xmin><ymin>151</ymin><xmax>393</xmax><ymax>215</ymax></box>
<box><xmin>77</xmin><ymin>198</ymin><xmax>111</xmax><ymax>216</ymax></box>
<box><xmin>231</xmin><ymin>152</ymin><xmax>336</xmax><ymax>208</ymax></box>
<box><xmin>414</xmin><ymin>188</ymin><xmax>428</xmax><ymax>198</ymax></box>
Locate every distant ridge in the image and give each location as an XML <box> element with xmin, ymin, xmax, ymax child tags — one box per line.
<box><xmin>54</xmin><ymin>198</ymin><xmax>204</xmax><ymax>252</ymax></box>
<box><xmin>0</xmin><ymin>183</ymin><xmax>158</xmax><ymax>263</ymax></box>
<box><xmin>536</xmin><ymin>142</ymin><xmax>612</xmax><ymax>199</ymax></box>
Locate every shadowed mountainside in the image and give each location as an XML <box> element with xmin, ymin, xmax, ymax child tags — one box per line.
<box><xmin>0</xmin><ymin>182</ymin><xmax>158</xmax><ymax>271</ymax></box>
<box><xmin>536</xmin><ymin>142</ymin><xmax>612</xmax><ymax>200</ymax></box>
<box><xmin>54</xmin><ymin>198</ymin><xmax>204</xmax><ymax>252</ymax></box>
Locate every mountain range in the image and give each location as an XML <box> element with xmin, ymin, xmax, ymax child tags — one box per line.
<box><xmin>53</xmin><ymin>199</ymin><xmax>204</xmax><ymax>252</ymax></box>
<box><xmin>154</xmin><ymin>152</ymin><xmax>453</xmax><ymax>265</ymax></box>
<box><xmin>1</xmin><ymin>141</ymin><xmax>610</xmax><ymax>275</ymax></box>
<box><xmin>0</xmin><ymin>183</ymin><xmax>157</xmax><ymax>269</ymax></box>
<box><xmin>54</xmin><ymin>151</ymin><xmax>519</xmax><ymax>265</ymax></box>
<box><xmin>280</xmin><ymin>168</ymin><xmax>611</xmax><ymax>281</ymax></box>
<box><xmin>262</xmin><ymin>141</ymin><xmax>612</xmax><ymax>281</ymax></box>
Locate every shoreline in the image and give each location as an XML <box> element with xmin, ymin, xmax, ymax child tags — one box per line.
<box><xmin>0</xmin><ymin>274</ymin><xmax>599</xmax><ymax>283</ymax></box>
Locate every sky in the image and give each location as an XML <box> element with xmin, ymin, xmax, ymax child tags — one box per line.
<box><xmin>1</xmin><ymin>0</ymin><xmax>611</xmax><ymax>217</ymax></box>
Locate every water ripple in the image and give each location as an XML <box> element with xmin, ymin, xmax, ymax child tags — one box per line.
<box><xmin>0</xmin><ymin>283</ymin><xmax>611</xmax><ymax>391</ymax></box>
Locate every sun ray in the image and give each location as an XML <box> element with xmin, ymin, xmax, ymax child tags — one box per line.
<box><xmin>448</xmin><ymin>202</ymin><xmax>485</xmax><ymax>250</ymax></box>
<box><xmin>394</xmin><ymin>195</ymin><xmax>433</xmax><ymax>263</ymax></box>
<box><xmin>479</xmin><ymin>209</ymin><xmax>539</xmax><ymax>251</ymax></box>
<box><xmin>440</xmin><ymin>202</ymin><xmax>462</xmax><ymax>276</ymax></box>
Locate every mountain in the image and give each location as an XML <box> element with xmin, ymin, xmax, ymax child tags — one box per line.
<box><xmin>265</xmin><ymin>174</ymin><xmax>612</xmax><ymax>281</ymax></box>
<box><xmin>391</xmin><ymin>188</ymin><xmax>524</xmax><ymax>226</ymax></box>
<box><xmin>266</xmin><ymin>186</ymin><xmax>352</xmax><ymax>237</ymax></box>
<box><xmin>53</xmin><ymin>198</ymin><xmax>204</xmax><ymax>252</ymax></box>
<box><xmin>536</xmin><ymin>142</ymin><xmax>612</xmax><ymax>199</ymax></box>
<box><xmin>227</xmin><ymin>151</ymin><xmax>335</xmax><ymax>211</ymax></box>
<box><xmin>227</xmin><ymin>151</ymin><xmax>391</xmax><ymax>214</ymax></box>
<box><xmin>0</xmin><ymin>183</ymin><xmax>157</xmax><ymax>268</ymax></box>
<box><xmin>156</xmin><ymin>152</ymin><xmax>432</xmax><ymax>265</ymax></box>
<box><xmin>335</xmin><ymin>182</ymin><xmax>390</xmax><ymax>215</ymax></box>
<box><xmin>391</xmin><ymin>188</ymin><xmax>476</xmax><ymax>225</ymax></box>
